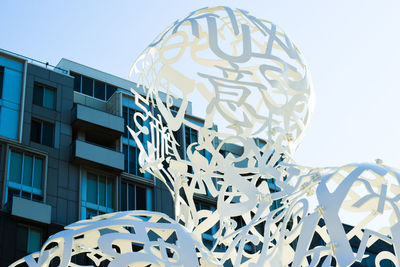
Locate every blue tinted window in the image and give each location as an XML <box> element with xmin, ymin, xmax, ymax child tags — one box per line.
<box><xmin>33</xmin><ymin>83</ymin><xmax>43</xmax><ymax>106</ymax></box>
<box><xmin>42</xmin><ymin>121</ymin><xmax>54</xmax><ymax>147</ymax></box>
<box><xmin>33</xmin><ymin>157</ymin><xmax>42</xmax><ymax>189</ymax></box>
<box><xmin>87</xmin><ymin>173</ymin><xmax>97</xmax><ymax>204</ymax></box>
<box><xmin>22</xmin><ymin>155</ymin><xmax>33</xmax><ymax>187</ymax></box>
<box><xmin>9</xmin><ymin>151</ymin><xmax>22</xmax><ymax>183</ymax></box>
<box><xmin>106</xmin><ymin>84</ymin><xmax>117</xmax><ymax>100</ymax></box>
<box><xmin>43</xmin><ymin>86</ymin><xmax>55</xmax><ymax>109</ymax></box>
<box><xmin>31</xmin><ymin>119</ymin><xmax>54</xmax><ymax>147</ymax></box>
<box><xmin>82</xmin><ymin>76</ymin><xmax>93</xmax><ymax>96</ymax></box>
<box><xmin>33</xmin><ymin>82</ymin><xmax>55</xmax><ymax>110</ymax></box>
<box><xmin>94</xmin><ymin>80</ymin><xmax>105</xmax><ymax>100</ymax></box>
<box><xmin>70</xmin><ymin>72</ymin><xmax>81</xmax><ymax>92</ymax></box>
<box><xmin>120</xmin><ymin>181</ymin><xmax>150</xmax><ymax>211</ymax></box>
<box><xmin>7</xmin><ymin>150</ymin><xmax>44</xmax><ymax>203</ymax></box>
<box><xmin>28</xmin><ymin>228</ymin><xmax>41</xmax><ymax>253</ymax></box>
<box><xmin>30</xmin><ymin>120</ymin><xmax>41</xmax><ymax>143</ymax></box>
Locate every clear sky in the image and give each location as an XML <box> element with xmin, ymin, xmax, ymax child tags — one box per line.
<box><xmin>1</xmin><ymin>0</ymin><xmax>399</xmax><ymax>168</ymax></box>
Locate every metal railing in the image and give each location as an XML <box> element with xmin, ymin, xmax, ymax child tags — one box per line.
<box><xmin>0</xmin><ymin>48</ymin><xmax>69</xmax><ymax>74</ymax></box>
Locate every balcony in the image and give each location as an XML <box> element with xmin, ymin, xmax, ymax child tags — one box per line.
<box><xmin>72</xmin><ymin>140</ymin><xmax>124</xmax><ymax>172</ymax></box>
<box><xmin>11</xmin><ymin>196</ymin><xmax>52</xmax><ymax>224</ymax></box>
<box><xmin>71</xmin><ymin>103</ymin><xmax>124</xmax><ymax>139</ymax></box>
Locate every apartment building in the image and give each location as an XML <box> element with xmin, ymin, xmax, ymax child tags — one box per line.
<box><xmin>0</xmin><ymin>49</ymin><xmax>216</xmax><ymax>265</ymax></box>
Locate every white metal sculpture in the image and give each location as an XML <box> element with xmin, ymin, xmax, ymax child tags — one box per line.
<box><xmin>12</xmin><ymin>6</ymin><xmax>400</xmax><ymax>267</ymax></box>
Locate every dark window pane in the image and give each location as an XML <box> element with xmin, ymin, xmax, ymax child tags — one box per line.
<box><xmin>106</xmin><ymin>84</ymin><xmax>117</xmax><ymax>100</ymax></box>
<box><xmin>136</xmin><ymin>151</ymin><xmax>142</xmax><ymax>176</ymax></box>
<box><xmin>94</xmin><ymin>80</ymin><xmax>105</xmax><ymax>100</ymax></box>
<box><xmin>136</xmin><ymin>186</ymin><xmax>146</xmax><ymax>210</ymax></box>
<box><xmin>123</xmin><ymin>145</ymin><xmax>128</xmax><ymax>172</ymax></box>
<box><xmin>123</xmin><ymin>107</ymin><xmax>128</xmax><ymax>137</ymax></box>
<box><xmin>31</xmin><ymin>120</ymin><xmax>41</xmax><ymax>143</ymax></box>
<box><xmin>16</xmin><ymin>225</ymin><xmax>28</xmax><ymax>252</ymax></box>
<box><xmin>42</xmin><ymin>122</ymin><xmax>54</xmax><ymax>147</ymax></box>
<box><xmin>129</xmin><ymin>109</ymin><xmax>135</xmax><ymax>132</ymax></box>
<box><xmin>128</xmin><ymin>184</ymin><xmax>135</xmax><ymax>210</ymax></box>
<box><xmin>121</xmin><ymin>182</ymin><xmax>127</xmax><ymax>211</ymax></box>
<box><xmin>82</xmin><ymin>76</ymin><xmax>93</xmax><ymax>96</ymax></box>
<box><xmin>9</xmin><ymin>151</ymin><xmax>22</xmax><ymax>183</ymax></box>
<box><xmin>43</xmin><ymin>87</ymin><xmax>55</xmax><ymax>109</ymax></box>
<box><xmin>0</xmin><ymin>66</ymin><xmax>4</xmax><ymax>98</ymax></box>
<box><xmin>33</xmin><ymin>83</ymin><xmax>43</xmax><ymax>106</ymax></box>
<box><xmin>70</xmin><ymin>72</ymin><xmax>81</xmax><ymax>92</ymax></box>
<box><xmin>129</xmin><ymin>146</ymin><xmax>136</xmax><ymax>175</ymax></box>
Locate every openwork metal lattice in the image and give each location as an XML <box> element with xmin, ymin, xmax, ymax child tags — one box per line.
<box><xmin>12</xmin><ymin>6</ymin><xmax>400</xmax><ymax>267</ymax></box>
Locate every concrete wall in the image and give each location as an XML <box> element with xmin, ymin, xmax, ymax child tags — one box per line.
<box><xmin>24</xmin><ymin>64</ymin><xmax>79</xmax><ymax>226</ymax></box>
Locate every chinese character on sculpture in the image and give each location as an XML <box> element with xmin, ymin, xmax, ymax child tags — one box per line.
<box><xmin>12</xmin><ymin>6</ymin><xmax>400</xmax><ymax>267</ymax></box>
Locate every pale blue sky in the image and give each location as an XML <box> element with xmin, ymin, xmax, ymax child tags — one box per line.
<box><xmin>1</xmin><ymin>0</ymin><xmax>399</xmax><ymax>168</ymax></box>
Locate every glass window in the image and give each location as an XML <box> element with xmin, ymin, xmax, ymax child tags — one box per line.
<box><xmin>22</xmin><ymin>155</ymin><xmax>33</xmax><ymax>186</ymax></box>
<box><xmin>123</xmin><ymin>145</ymin><xmax>143</xmax><ymax>177</ymax></box>
<box><xmin>82</xmin><ymin>172</ymin><xmax>114</xmax><ymax>219</ymax></box>
<box><xmin>42</xmin><ymin>121</ymin><xmax>54</xmax><ymax>146</ymax></box>
<box><xmin>94</xmin><ymin>80</ymin><xmax>106</xmax><ymax>100</ymax></box>
<box><xmin>120</xmin><ymin>181</ymin><xmax>152</xmax><ymax>211</ymax></box>
<box><xmin>123</xmin><ymin>106</ymin><xmax>143</xmax><ymax>141</ymax></box>
<box><xmin>33</xmin><ymin>83</ymin><xmax>43</xmax><ymax>106</ymax></box>
<box><xmin>43</xmin><ymin>86</ymin><xmax>55</xmax><ymax>109</ymax></box>
<box><xmin>87</xmin><ymin>173</ymin><xmax>97</xmax><ymax>204</ymax></box>
<box><xmin>6</xmin><ymin>149</ymin><xmax>44</xmax><ymax>203</ymax></box>
<box><xmin>9</xmin><ymin>151</ymin><xmax>22</xmax><ymax>183</ymax></box>
<box><xmin>123</xmin><ymin>107</ymin><xmax>128</xmax><ymax>137</ymax></box>
<box><xmin>70</xmin><ymin>72</ymin><xmax>82</xmax><ymax>92</ymax></box>
<box><xmin>185</xmin><ymin>126</ymin><xmax>198</xmax><ymax>153</ymax></box>
<box><xmin>30</xmin><ymin>120</ymin><xmax>41</xmax><ymax>143</ymax></box>
<box><xmin>16</xmin><ymin>225</ymin><xmax>28</xmax><ymax>252</ymax></box>
<box><xmin>33</xmin><ymin>82</ymin><xmax>55</xmax><ymax>109</ymax></box>
<box><xmin>33</xmin><ymin>157</ymin><xmax>42</xmax><ymax>189</ymax></box>
<box><xmin>106</xmin><ymin>84</ymin><xmax>117</xmax><ymax>100</ymax></box>
<box><xmin>0</xmin><ymin>66</ymin><xmax>4</xmax><ymax>98</ymax></box>
<box><xmin>136</xmin><ymin>186</ymin><xmax>146</xmax><ymax>210</ymax></box>
<box><xmin>82</xmin><ymin>75</ymin><xmax>93</xmax><ymax>96</ymax></box>
<box><xmin>70</xmin><ymin>71</ymin><xmax>117</xmax><ymax>101</ymax></box>
<box><xmin>16</xmin><ymin>225</ymin><xmax>42</xmax><ymax>254</ymax></box>
<box><xmin>31</xmin><ymin>119</ymin><xmax>54</xmax><ymax>147</ymax></box>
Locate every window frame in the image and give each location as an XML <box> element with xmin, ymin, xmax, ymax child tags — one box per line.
<box><xmin>16</xmin><ymin>224</ymin><xmax>42</xmax><ymax>255</ymax></box>
<box><xmin>120</xmin><ymin>180</ymin><xmax>152</xmax><ymax>211</ymax></box>
<box><xmin>33</xmin><ymin>81</ymin><xmax>56</xmax><ymax>110</ymax></box>
<box><xmin>70</xmin><ymin>71</ymin><xmax>117</xmax><ymax>101</ymax></box>
<box><xmin>3</xmin><ymin>146</ymin><xmax>47</xmax><ymax>206</ymax></box>
<box><xmin>30</xmin><ymin>118</ymin><xmax>54</xmax><ymax>147</ymax></box>
<box><xmin>122</xmin><ymin>144</ymin><xmax>144</xmax><ymax>177</ymax></box>
<box><xmin>80</xmin><ymin>170</ymin><xmax>115</xmax><ymax>220</ymax></box>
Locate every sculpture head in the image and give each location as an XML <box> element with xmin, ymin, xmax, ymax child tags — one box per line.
<box><xmin>128</xmin><ymin>7</ymin><xmax>314</xmax><ymax>264</ymax></box>
<box><xmin>131</xmin><ymin>6</ymin><xmax>314</xmax><ymax>152</ymax></box>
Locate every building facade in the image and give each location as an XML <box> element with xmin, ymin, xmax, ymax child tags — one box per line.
<box><xmin>0</xmin><ymin>49</ymin><xmax>192</xmax><ymax>266</ymax></box>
